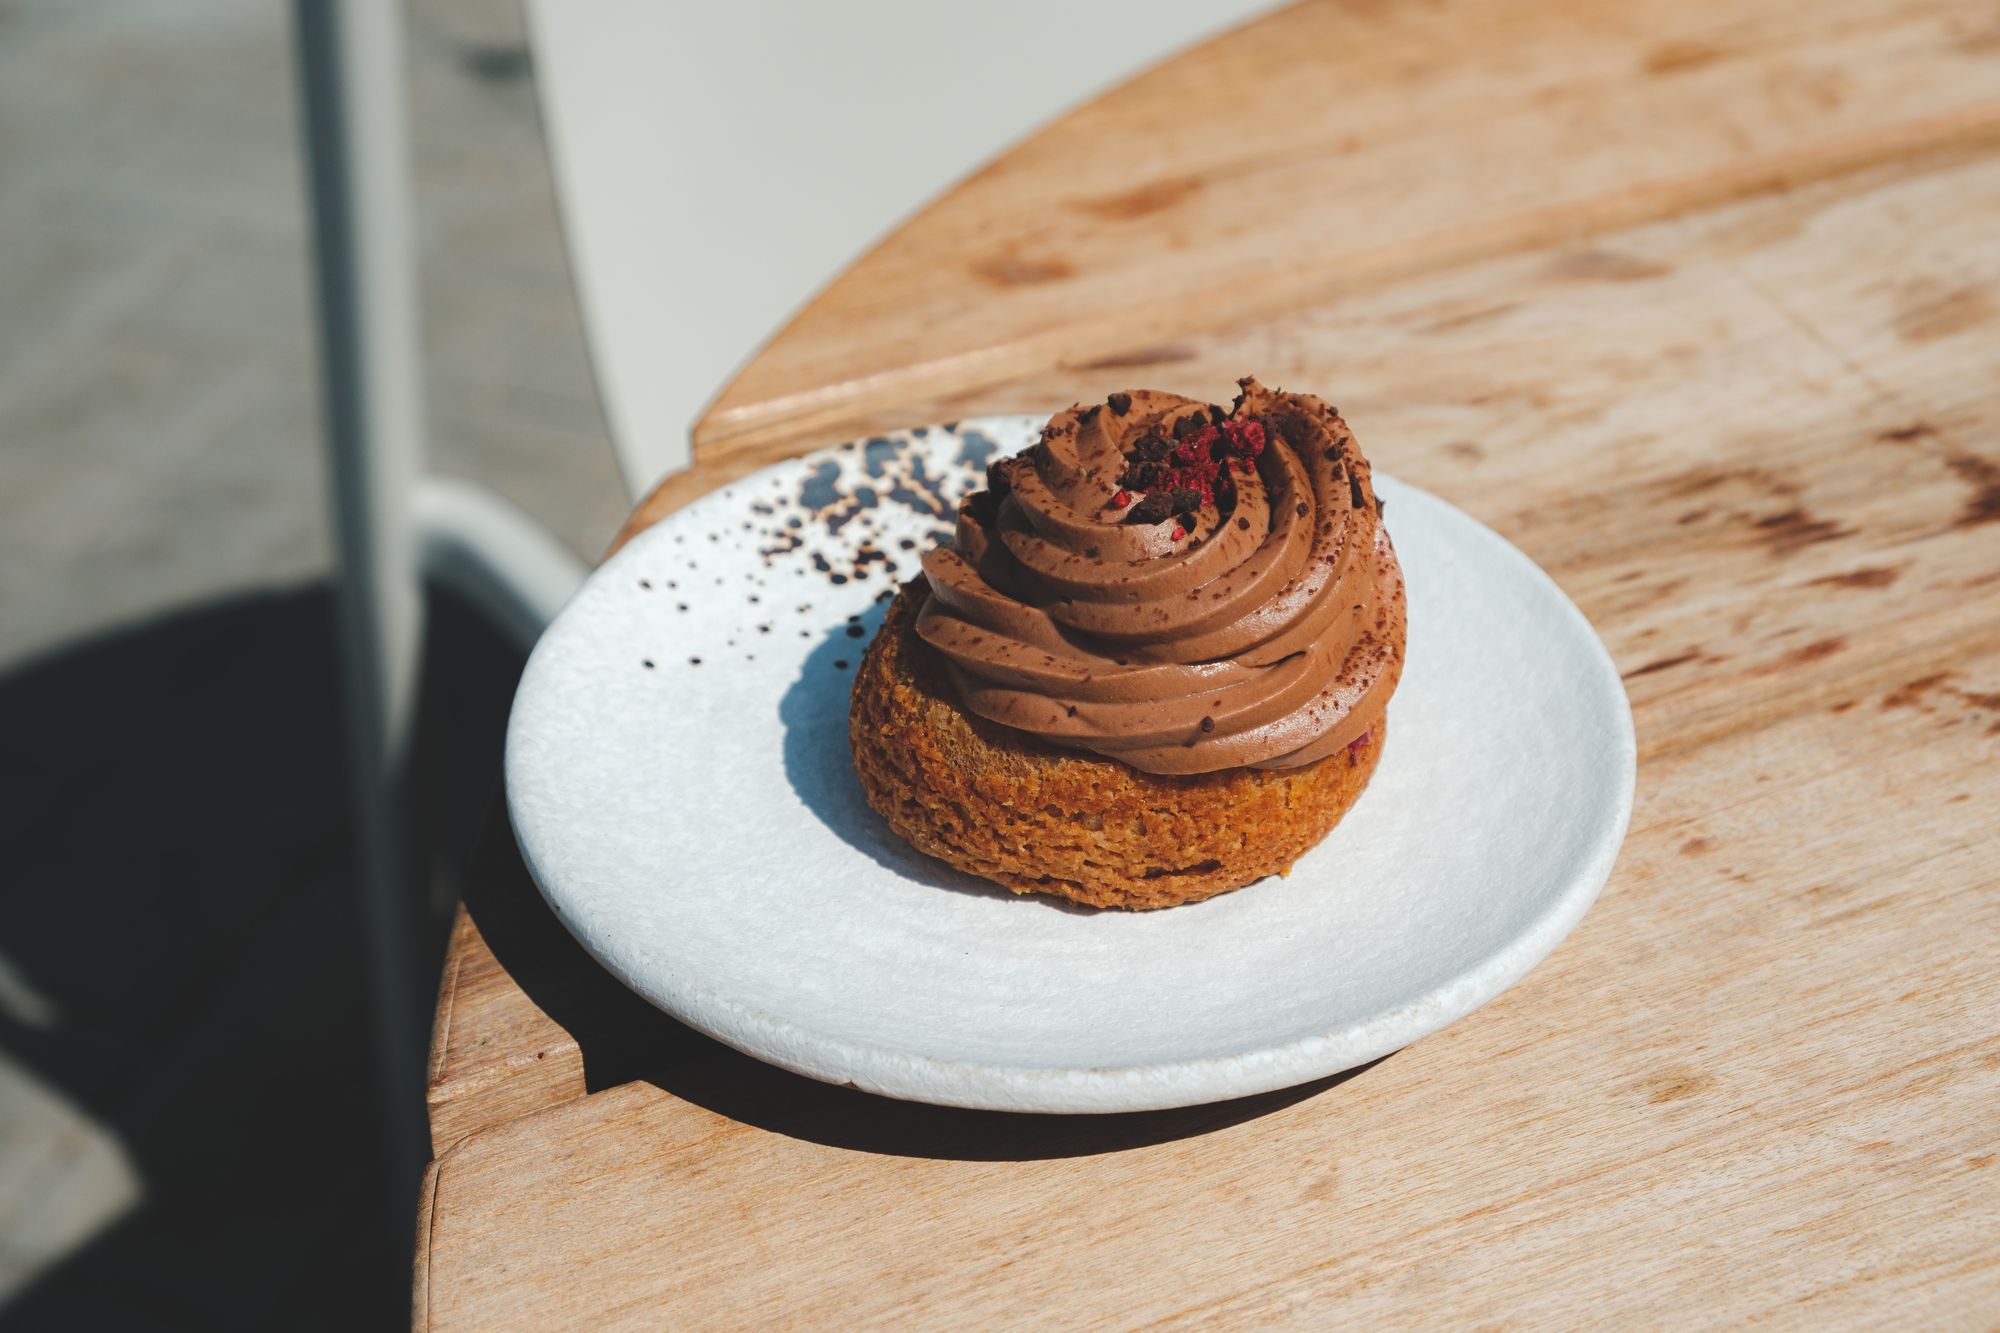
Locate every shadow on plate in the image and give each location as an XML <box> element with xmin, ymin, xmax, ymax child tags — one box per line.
<box><xmin>775</xmin><ymin>592</ymin><xmax>1092</xmax><ymax>913</ymax></box>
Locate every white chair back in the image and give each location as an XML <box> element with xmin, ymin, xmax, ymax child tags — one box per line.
<box><xmin>524</xmin><ymin>0</ymin><xmax>1278</xmax><ymax>496</ymax></box>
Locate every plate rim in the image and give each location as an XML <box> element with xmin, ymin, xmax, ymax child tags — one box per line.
<box><xmin>506</xmin><ymin>416</ymin><xmax>1637</xmax><ymax>1113</ymax></box>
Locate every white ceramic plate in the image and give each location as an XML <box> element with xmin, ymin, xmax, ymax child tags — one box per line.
<box><xmin>506</xmin><ymin>418</ymin><xmax>1635</xmax><ymax>1113</ymax></box>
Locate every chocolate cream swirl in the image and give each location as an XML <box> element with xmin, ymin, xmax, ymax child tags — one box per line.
<box><xmin>914</xmin><ymin>379</ymin><xmax>1406</xmax><ymax>775</ymax></box>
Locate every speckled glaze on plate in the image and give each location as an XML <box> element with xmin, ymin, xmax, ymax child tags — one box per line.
<box><xmin>505</xmin><ymin>417</ymin><xmax>1636</xmax><ymax>1113</ymax></box>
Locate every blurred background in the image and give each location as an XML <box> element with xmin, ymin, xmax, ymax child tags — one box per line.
<box><xmin>0</xmin><ymin>1</ymin><xmax>622</xmax><ymax>1325</ymax></box>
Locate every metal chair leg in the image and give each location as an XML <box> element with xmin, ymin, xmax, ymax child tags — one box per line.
<box><xmin>293</xmin><ymin>0</ymin><xmax>432</xmax><ymax>1203</ymax></box>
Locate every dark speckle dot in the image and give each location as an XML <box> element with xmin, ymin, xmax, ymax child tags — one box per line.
<box><xmin>831</xmin><ymin>574</ymin><xmax>849</xmax><ymax>585</ymax></box>
<box><xmin>638</xmin><ymin>579</ymin><xmax>652</xmax><ymax>590</ymax></box>
<box><xmin>677</xmin><ymin>603</ymin><xmax>688</xmax><ymax>611</ymax></box>
<box><xmin>641</xmin><ymin>659</ymin><xmax>654</xmax><ymax>669</ymax></box>
<box><xmin>689</xmin><ymin>656</ymin><xmax>702</xmax><ymax>666</ymax></box>
<box><xmin>834</xmin><ymin>659</ymin><xmax>850</xmax><ymax>670</ymax></box>
<box><xmin>845</xmin><ymin>625</ymin><xmax>865</xmax><ymax>638</ymax></box>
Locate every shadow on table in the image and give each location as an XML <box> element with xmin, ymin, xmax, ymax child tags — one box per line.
<box><xmin>472</xmin><ymin>839</ymin><xmax>1385</xmax><ymax>1161</ymax></box>
<box><xmin>469</xmin><ymin>608</ymin><xmax>1391</xmax><ymax>1163</ymax></box>
<box><xmin>0</xmin><ymin>585</ymin><xmax>520</xmax><ymax>1330</ymax></box>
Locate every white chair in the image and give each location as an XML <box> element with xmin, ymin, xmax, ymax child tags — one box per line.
<box><xmin>292</xmin><ymin>0</ymin><xmax>1277</xmax><ymax>1189</ymax></box>
<box><xmin>527</xmin><ymin>0</ymin><xmax>1282</xmax><ymax>495</ymax></box>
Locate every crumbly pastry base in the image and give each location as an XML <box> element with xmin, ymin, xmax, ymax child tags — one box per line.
<box><xmin>850</xmin><ymin>580</ymin><xmax>1387</xmax><ymax>910</ymax></box>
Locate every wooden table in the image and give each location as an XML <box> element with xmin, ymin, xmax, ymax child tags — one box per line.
<box><xmin>416</xmin><ymin>0</ymin><xmax>2000</xmax><ymax>1324</ymax></box>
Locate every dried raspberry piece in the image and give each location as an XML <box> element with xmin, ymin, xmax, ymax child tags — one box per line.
<box><xmin>1113</xmin><ymin>400</ymin><xmax>1277</xmax><ymax>531</ymax></box>
<box><xmin>1223</xmin><ymin>417</ymin><xmax>1267</xmax><ymax>458</ymax></box>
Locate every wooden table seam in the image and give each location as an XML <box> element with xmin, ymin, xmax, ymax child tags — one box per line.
<box><xmin>693</xmin><ymin>108</ymin><xmax>2000</xmax><ymax>468</ymax></box>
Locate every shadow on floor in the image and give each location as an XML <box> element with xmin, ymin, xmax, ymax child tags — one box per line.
<box><xmin>0</xmin><ymin>584</ymin><xmax>523</xmax><ymax>1331</ymax></box>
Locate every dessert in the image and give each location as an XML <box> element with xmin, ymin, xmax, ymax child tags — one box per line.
<box><xmin>849</xmin><ymin>379</ymin><xmax>1405</xmax><ymax>908</ymax></box>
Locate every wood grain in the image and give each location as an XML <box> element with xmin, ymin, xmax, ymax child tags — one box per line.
<box><xmin>421</xmin><ymin>663</ymin><xmax>2000</xmax><ymax>1326</ymax></box>
<box><xmin>420</xmin><ymin>0</ymin><xmax>2000</xmax><ymax>1323</ymax></box>
<box><xmin>693</xmin><ymin>0</ymin><xmax>2000</xmax><ymax>470</ymax></box>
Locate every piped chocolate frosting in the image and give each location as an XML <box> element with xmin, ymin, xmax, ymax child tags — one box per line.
<box><xmin>914</xmin><ymin>379</ymin><xmax>1405</xmax><ymax>775</ymax></box>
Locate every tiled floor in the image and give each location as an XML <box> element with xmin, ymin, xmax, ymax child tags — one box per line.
<box><xmin>0</xmin><ymin>0</ymin><xmax>624</xmax><ymax>1324</ymax></box>
<box><xmin>0</xmin><ymin>0</ymin><xmax>629</xmax><ymax>672</ymax></box>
